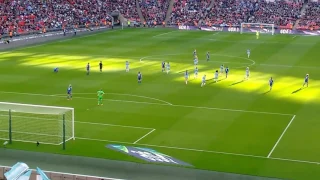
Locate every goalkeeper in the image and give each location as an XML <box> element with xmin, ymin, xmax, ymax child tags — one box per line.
<box><xmin>97</xmin><ymin>89</ymin><xmax>105</xmax><ymax>105</ymax></box>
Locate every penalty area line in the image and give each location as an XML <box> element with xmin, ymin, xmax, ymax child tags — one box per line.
<box><xmin>267</xmin><ymin>115</ymin><xmax>296</xmax><ymax>158</ymax></box>
<box><xmin>133</xmin><ymin>129</ymin><xmax>156</xmax><ymax>144</ymax></box>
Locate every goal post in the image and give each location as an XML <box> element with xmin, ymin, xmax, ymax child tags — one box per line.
<box><xmin>0</xmin><ymin>102</ymin><xmax>74</xmax><ymax>149</ymax></box>
<box><xmin>240</xmin><ymin>23</ymin><xmax>275</xmax><ymax>35</ymax></box>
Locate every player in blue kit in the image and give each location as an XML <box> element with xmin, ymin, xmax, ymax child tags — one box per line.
<box><xmin>138</xmin><ymin>72</ymin><xmax>142</xmax><ymax>83</ymax></box>
<box><xmin>67</xmin><ymin>84</ymin><xmax>72</xmax><ymax>100</ymax></box>
<box><xmin>53</xmin><ymin>67</ymin><xmax>59</xmax><ymax>73</ymax></box>
<box><xmin>206</xmin><ymin>51</ymin><xmax>210</xmax><ymax>61</ymax></box>
<box><xmin>185</xmin><ymin>70</ymin><xmax>189</xmax><ymax>84</ymax></box>
<box><xmin>303</xmin><ymin>74</ymin><xmax>309</xmax><ymax>87</ymax></box>
<box><xmin>126</xmin><ymin>61</ymin><xmax>129</xmax><ymax>72</ymax></box>
<box><xmin>194</xmin><ymin>67</ymin><xmax>198</xmax><ymax>78</ymax></box>
<box><xmin>166</xmin><ymin>62</ymin><xmax>170</xmax><ymax>74</ymax></box>
<box><xmin>162</xmin><ymin>61</ymin><xmax>165</xmax><ymax>72</ymax></box>
<box><xmin>225</xmin><ymin>67</ymin><xmax>229</xmax><ymax>78</ymax></box>
<box><xmin>201</xmin><ymin>75</ymin><xmax>206</xmax><ymax>87</ymax></box>
<box><xmin>269</xmin><ymin>77</ymin><xmax>274</xmax><ymax>91</ymax></box>
<box><xmin>86</xmin><ymin>63</ymin><xmax>90</xmax><ymax>75</ymax></box>
<box><xmin>247</xmin><ymin>49</ymin><xmax>251</xmax><ymax>58</ymax></box>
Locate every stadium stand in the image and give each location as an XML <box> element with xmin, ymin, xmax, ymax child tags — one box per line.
<box><xmin>0</xmin><ymin>0</ymin><xmax>319</xmax><ymax>37</ymax></box>
<box><xmin>140</xmin><ymin>0</ymin><xmax>170</xmax><ymax>25</ymax></box>
<box><xmin>248</xmin><ymin>0</ymin><xmax>302</xmax><ymax>28</ymax></box>
<box><xmin>169</xmin><ymin>0</ymin><xmax>212</xmax><ymax>26</ymax></box>
<box><xmin>0</xmin><ymin>0</ymin><xmax>138</xmax><ymax>36</ymax></box>
<box><xmin>110</xmin><ymin>0</ymin><xmax>140</xmax><ymax>22</ymax></box>
<box><xmin>168</xmin><ymin>0</ymin><xmax>303</xmax><ymax>28</ymax></box>
<box><xmin>297</xmin><ymin>0</ymin><xmax>320</xmax><ymax>30</ymax></box>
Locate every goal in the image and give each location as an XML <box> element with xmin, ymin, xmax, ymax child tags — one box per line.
<box><xmin>240</xmin><ymin>23</ymin><xmax>275</xmax><ymax>35</ymax></box>
<box><xmin>0</xmin><ymin>102</ymin><xmax>74</xmax><ymax>149</ymax></box>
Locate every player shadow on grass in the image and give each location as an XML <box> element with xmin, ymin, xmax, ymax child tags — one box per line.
<box><xmin>207</xmin><ymin>78</ymin><xmax>224</xmax><ymax>85</ymax></box>
<box><xmin>230</xmin><ymin>80</ymin><xmax>245</xmax><ymax>86</ymax></box>
<box><xmin>262</xmin><ymin>90</ymin><xmax>271</xmax><ymax>95</ymax></box>
<box><xmin>292</xmin><ymin>87</ymin><xmax>305</xmax><ymax>94</ymax></box>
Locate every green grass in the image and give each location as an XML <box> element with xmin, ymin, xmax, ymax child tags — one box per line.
<box><xmin>0</xmin><ymin>28</ymin><xmax>320</xmax><ymax>179</ymax></box>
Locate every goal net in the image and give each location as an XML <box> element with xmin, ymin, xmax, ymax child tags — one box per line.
<box><xmin>240</xmin><ymin>23</ymin><xmax>275</xmax><ymax>35</ymax></box>
<box><xmin>0</xmin><ymin>102</ymin><xmax>74</xmax><ymax>147</ymax></box>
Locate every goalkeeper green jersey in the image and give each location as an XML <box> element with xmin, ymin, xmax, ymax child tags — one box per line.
<box><xmin>97</xmin><ymin>90</ymin><xmax>105</xmax><ymax>98</ymax></box>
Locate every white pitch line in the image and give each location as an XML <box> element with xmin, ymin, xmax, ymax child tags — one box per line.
<box><xmin>52</xmin><ymin>92</ymin><xmax>172</xmax><ymax>105</ymax></box>
<box><xmin>8</xmin><ymin>29</ymin><xmax>120</xmax><ymax>51</ymax></box>
<box><xmin>0</xmin><ymin>91</ymin><xmax>294</xmax><ymax>116</ymax></box>
<box><xmin>76</xmin><ymin>136</ymin><xmax>320</xmax><ymax>165</ymax></box>
<box><xmin>267</xmin><ymin>115</ymin><xmax>296</xmax><ymax>158</ymax></box>
<box><xmin>0</xmin><ymin>91</ymin><xmax>169</xmax><ymax>106</ymax></box>
<box><xmin>0</xmin><ymin>137</ymin><xmax>59</xmax><ymax>145</ymax></box>
<box><xmin>76</xmin><ymin>121</ymin><xmax>154</xmax><ymax>130</ymax></box>
<box><xmin>133</xmin><ymin>129</ymin><xmax>156</xmax><ymax>144</ymax></box>
<box><xmin>58</xmin><ymin>29</ymin><xmax>120</xmax><ymax>43</ymax></box>
<box><xmin>153</xmin><ymin>31</ymin><xmax>176</xmax><ymax>37</ymax></box>
<box><xmin>269</xmin><ymin>157</ymin><xmax>320</xmax><ymax>165</ymax></box>
<box><xmin>170</xmin><ymin>104</ymin><xmax>293</xmax><ymax>116</ymax></box>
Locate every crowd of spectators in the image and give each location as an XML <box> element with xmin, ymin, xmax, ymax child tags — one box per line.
<box><xmin>1</xmin><ymin>0</ymin><xmax>320</xmax><ymax>36</ymax></box>
<box><xmin>169</xmin><ymin>0</ymin><xmax>212</xmax><ymax>26</ymax></box>
<box><xmin>297</xmin><ymin>1</ymin><xmax>320</xmax><ymax>30</ymax></box>
<box><xmin>248</xmin><ymin>0</ymin><xmax>302</xmax><ymax>28</ymax></box>
<box><xmin>140</xmin><ymin>0</ymin><xmax>169</xmax><ymax>24</ymax></box>
<box><xmin>169</xmin><ymin>0</ymin><xmax>303</xmax><ymax>28</ymax></box>
<box><xmin>110</xmin><ymin>0</ymin><xmax>140</xmax><ymax>22</ymax></box>
<box><xmin>0</xmin><ymin>0</ymin><xmax>139</xmax><ymax>35</ymax></box>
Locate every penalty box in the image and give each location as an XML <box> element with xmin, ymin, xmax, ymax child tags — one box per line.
<box><xmin>75</xmin><ymin>103</ymin><xmax>293</xmax><ymax>157</ymax></box>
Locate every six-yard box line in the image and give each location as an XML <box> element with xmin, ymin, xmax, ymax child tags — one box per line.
<box><xmin>0</xmin><ymin>91</ymin><xmax>309</xmax><ymax>166</ymax></box>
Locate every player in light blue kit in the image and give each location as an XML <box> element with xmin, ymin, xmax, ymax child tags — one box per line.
<box><xmin>206</xmin><ymin>51</ymin><xmax>210</xmax><ymax>61</ymax></box>
<box><xmin>201</xmin><ymin>75</ymin><xmax>206</xmax><ymax>87</ymax></box>
<box><xmin>194</xmin><ymin>56</ymin><xmax>198</xmax><ymax>66</ymax></box>
<box><xmin>67</xmin><ymin>84</ymin><xmax>72</xmax><ymax>100</ymax></box>
<box><xmin>194</xmin><ymin>67</ymin><xmax>198</xmax><ymax>79</ymax></box>
<box><xmin>86</xmin><ymin>63</ymin><xmax>90</xmax><ymax>75</ymax></box>
<box><xmin>138</xmin><ymin>72</ymin><xmax>142</xmax><ymax>84</ymax></box>
<box><xmin>166</xmin><ymin>62</ymin><xmax>170</xmax><ymax>74</ymax></box>
<box><xmin>214</xmin><ymin>70</ymin><xmax>219</xmax><ymax>82</ymax></box>
<box><xmin>126</xmin><ymin>61</ymin><xmax>129</xmax><ymax>72</ymax></box>
<box><xmin>247</xmin><ymin>49</ymin><xmax>251</xmax><ymax>58</ymax></box>
<box><xmin>185</xmin><ymin>70</ymin><xmax>189</xmax><ymax>84</ymax></box>
<box><xmin>193</xmin><ymin>49</ymin><xmax>197</xmax><ymax>57</ymax></box>
<box><xmin>245</xmin><ymin>67</ymin><xmax>250</xmax><ymax>80</ymax></box>
<box><xmin>220</xmin><ymin>65</ymin><xmax>224</xmax><ymax>74</ymax></box>
<box><xmin>54</xmin><ymin>67</ymin><xmax>59</xmax><ymax>73</ymax></box>
<box><xmin>269</xmin><ymin>77</ymin><xmax>274</xmax><ymax>91</ymax></box>
<box><xmin>225</xmin><ymin>66</ymin><xmax>229</xmax><ymax>78</ymax></box>
<box><xmin>303</xmin><ymin>74</ymin><xmax>309</xmax><ymax>87</ymax></box>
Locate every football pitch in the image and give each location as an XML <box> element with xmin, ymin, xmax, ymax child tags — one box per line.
<box><xmin>0</xmin><ymin>28</ymin><xmax>320</xmax><ymax>179</ymax></box>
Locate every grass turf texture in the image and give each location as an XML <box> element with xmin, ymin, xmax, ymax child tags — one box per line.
<box><xmin>0</xmin><ymin>28</ymin><xmax>320</xmax><ymax>179</ymax></box>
